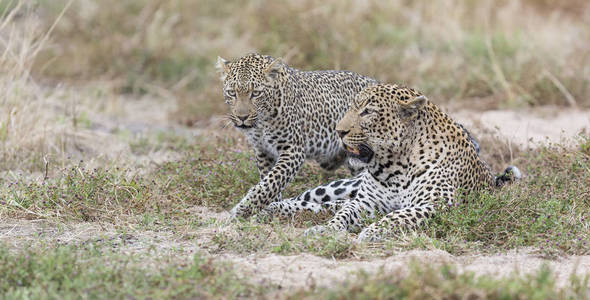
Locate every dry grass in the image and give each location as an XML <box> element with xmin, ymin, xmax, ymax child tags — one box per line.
<box><xmin>0</xmin><ymin>2</ymin><xmax>132</xmax><ymax>177</ymax></box>
<box><xmin>0</xmin><ymin>1</ymin><xmax>179</xmax><ymax>178</ymax></box>
<box><xmin>29</xmin><ymin>0</ymin><xmax>590</xmax><ymax>126</ymax></box>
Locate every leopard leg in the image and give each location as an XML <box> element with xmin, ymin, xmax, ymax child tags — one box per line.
<box><xmin>231</xmin><ymin>147</ymin><xmax>305</xmax><ymax>218</ymax></box>
<box><xmin>322</xmin><ymin>174</ymin><xmax>397</xmax><ymax>232</ymax></box>
<box><xmin>357</xmin><ymin>184</ymin><xmax>455</xmax><ymax>242</ymax></box>
<box><xmin>254</xmin><ymin>148</ymin><xmax>283</xmax><ymax>202</ymax></box>
<box><xmin>254</xmin><ymin>148</ymin><xmax>276</xmax><ymax>180</ymax></box>
<box><xmin>357</xmin><ymin>204</ymin><xmax>436</xmax><ymax>242</ymax></box>
<box><xmin>258</xmin><ymin>199</ymin><xmax>346</xmax><ymax>223</ymax></box>
<box><xmin>264</xmin><ymin>174</ymin><xmax>362</xmax><ymax>218</ymax></box>
<box><xmin>323</xmin><ymin>198</ymin><xmax>378</xmax><ymax>232</ymax></box>
<box><xmin>304</xmin><ymin>195</ymin><xmax>375</xmax><ymax>237</ymax></box>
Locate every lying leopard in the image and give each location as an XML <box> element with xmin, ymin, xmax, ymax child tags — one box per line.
<box><xmin>263</xmin><ymin>84</ymin><xmax>521</xmax><ymax>242</ymax></box>
<box><xmin>217</xmin><ymin>53</ymin><xmax>481</xmax><ymax>218</ymax></box>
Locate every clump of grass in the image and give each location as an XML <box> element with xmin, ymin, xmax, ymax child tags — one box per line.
<box><xmin>153</xmin><ymin>142</ymin><xmax>259</xmax><ymax>210</ymax></box>
<box><xmin>1</xmin><ymin>165</ymin><xmax>155</xmax><ymax>221</ymax></box>
<box><xmin>211</xmin><ymin>218</ymin><xmax>358</xmax><ymax>259</ymax></box>
<box><xmin>149</xmin><ymin>130</ymin><xmax>349</xmax><ymax>211</ymax></box>
<box><xmin>290</xmin><ymin>261</ymin><xmax>590</xmax><ymax>299</ymax></box>
<box><xmin>0</xmin><ymin>244</ymin><xmax>267</xmax><ymax>299</ymax></box>
<box><xmin>0</xmin><ymin>128</ymin><xmax>345</xmax><ymax>223</ymax></box>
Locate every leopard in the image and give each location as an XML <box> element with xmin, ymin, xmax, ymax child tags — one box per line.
<box><xmin>216</xmin><ymin>53</ymin><xmax>378</xmax><ymax>218</ymax></box>
<box><xmin>262</xmin><ymin>83</ymin><xmax>521</xmax><ymax>242</ymax></box>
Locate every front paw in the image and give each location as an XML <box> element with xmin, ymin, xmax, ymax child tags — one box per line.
<box><xmin>255</xmin><ymin>207</ymin><xmax>274</xmax><ymax>223</ymax></box>
<box><xmin>264</xmin><ymin>201</ymin><xmax>281</xmax><ymax>215</ymax></box>
<box><xmin>356</xmin><ymin>225</ymin><xmax>382</xmax><ymax>243</ymax></box>
<box><xmin>256</xmin><ymin>202</ymin><xmax>283</xmax><ymax>223</ymax></box>
<box><xmin>230</xmin><ymin>201</ymin><xmax>252</xmax><ymax>219</ymax></box>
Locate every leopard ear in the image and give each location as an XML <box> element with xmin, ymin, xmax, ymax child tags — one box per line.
<box><xmin>216</xmin><ymin>56</ymin><xmax>230</xmax><ymax>81</ymax></box>
<box><xmin>399</xmin><ymin>95</ymin><xmax>427</xmax><ymax>119</ymax></box>
<box><xmin>264</xmin><ymin>58</ymin><xmax>283</xmax><ymax>81</ymax></box>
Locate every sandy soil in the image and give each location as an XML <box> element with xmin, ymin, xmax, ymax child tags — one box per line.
<box><xmin>454</xmin><ymin>107</ymin><xmax>589</xmax><ymax>148</ymax></box>
<box><xmin>2</xmin><ymin>215</ymin><xmax>590</xmax><ymax>290</ymax></box>
<box><xmin>224</xmin><ymin>250</ymin><xmax>590</xmax><ymax>290</ymax></box>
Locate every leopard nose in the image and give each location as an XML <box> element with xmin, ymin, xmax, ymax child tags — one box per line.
<box><xmin>337</xmin><ymin>129</ymin><xmax>350</xmax><ymax>138</ymax></box>
<box><xmin>237</xmin><ymin>115</ymin><xmax>248</xmax><ymax>121</ymax></box>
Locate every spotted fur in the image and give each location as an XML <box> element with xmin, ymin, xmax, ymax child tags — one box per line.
<box><xmin>217</xmin><ymin>53</ymin><xmax>378</xmax><ymax>217</ymax></box>
<box><xmin>264</xmin><ymin>84</ymin><xmax>521</xmax><ymax>242</ymax></box>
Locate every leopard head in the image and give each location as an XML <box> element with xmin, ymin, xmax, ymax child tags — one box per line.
<box><xmin>216</xmin><ymin>53</ymin><xmax>285</xmax><ymax>129</ymax></box>
<box><xmin>336</xmin><ymin>84</ymin><xmax>426</xmax><ymax>164</ymax></box>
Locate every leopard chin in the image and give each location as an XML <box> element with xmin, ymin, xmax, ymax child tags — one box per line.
<box><xmin>345</xmin><ymin>143</ymin><xmax>374</xmax><ymax>163</ymax></box>
<box><xmin>233</xmin><ymin>118</ymin><xmax>257</xmax><ymax>129</ymax></box>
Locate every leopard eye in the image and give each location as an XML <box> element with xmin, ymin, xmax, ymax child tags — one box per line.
<box><xmin>226</xmin><ymin>90</ymin><xmax>236</xmax><ymax>97</ymax></box>
<box><xmin>251</xmin><ymin>90</ymin><xmax>263</xmax><ymax>98</ymax></box>
<box><xmin>360</xmin><ymin>108</ymin><xmax>375</xmax><ymax>117</ymax></box>
<box><xmin>360</xmin><ymin>121</ymin><xmax>370</xmax><ymax>131</ymax></box>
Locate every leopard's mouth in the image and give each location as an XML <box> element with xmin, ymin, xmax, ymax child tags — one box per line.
<box><xmin>231</xmin><ymin>117</ymin><xmax>256</xmax><ymax>129</ymax></box>
<box><xmin>235</xmin><ymin>123</ymin><xmax>254</xmax><ymax>129</ymax></box>
<box><xmin>345</xmin><ymin>144</ymin><xmax>360</xmax><ymax>155</ymax></box>
<box><xmin>344</xmin><ymin>143</ymin><xmax>374</xmax><ymax>163</ymax></box>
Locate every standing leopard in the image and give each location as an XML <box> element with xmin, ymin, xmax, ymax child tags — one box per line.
<box><xmin>216</xmin><ymin>53</ymin><xmax>378</xmax><ymax>217</ymax></box>
<box><xmin>263</xmin><ymin>84</ymin><xmax>521</xmax><ymax>242</ymax></box>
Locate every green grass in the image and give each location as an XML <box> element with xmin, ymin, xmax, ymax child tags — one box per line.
<box><xmin>3</xmin><ymin>164</ymin><xmax>160</xmax><ymax>221</ymax></box>
<box><xmin>423</xmin><ymin>141</ymin><xmax>590</xmax><ymax>256</ymax></box>
<box><xmin>2</xmin><ymin>136</ymin><xmax>589</xmax><ymax>257</ymax></box>
<box><xmin>0</xmin><ymin>131</ymin><xmax>344</xmax><ymax>221</ymax></box>
<box><xmin>0</xmin><ymin>244</ymin><xmax>267</xmax><ymax>299</ymax></box>
<box><xmin>1</xmin><ymin>243</ymin><xmax>587</xmax><ymax>299</ymax></box>
<box><xmin>211</xmin><ymin>219</ymin><xmax>358</xmax><ymax>259</ymax></box>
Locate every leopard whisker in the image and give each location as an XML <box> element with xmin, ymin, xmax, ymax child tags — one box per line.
<box><xmin>222</xmin><ymin>120</ymin><xmax>233</xmax><ymax>129</ymax></box>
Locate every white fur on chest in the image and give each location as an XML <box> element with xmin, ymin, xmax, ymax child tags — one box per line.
<box><xmin>359</xmin><ymin>171</ymin><xmax>414</xmax><ymax>210</ymax></box>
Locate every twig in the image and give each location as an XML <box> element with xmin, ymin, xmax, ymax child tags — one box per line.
<box><xmin>542</xmin><ymin>69</ymin><xmax>578</xmax><ymax>107</ymax></box>
<box><xmin>31</xmin><ymin>0</ymin><xmax>74</xmax><ymax>60</ymax></box>
<box><xmin>43</xmin><ymin>155</ymin><xmax>49</xmax><ymax>181</ymax></box>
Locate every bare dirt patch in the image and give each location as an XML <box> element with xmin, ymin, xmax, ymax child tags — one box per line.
<box><xmin>4</xmin><ymin>207</ymin><xmax>589</xmax><ymax>291</ymax></box>
<box><xmin>221</xmin><ymin>250</ymin><xmax>590</xmax><ymax>290</ymax></box>
<box><xmin>454</xmin><ymin>107</ymin><xmax>590</xmax><ymax>147</ymax></box>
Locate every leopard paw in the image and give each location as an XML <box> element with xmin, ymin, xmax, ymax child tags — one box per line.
<box><xmin>356</xmin><ymin>225</ymin><xmax>383</xmax><ymax>243</ymax></box>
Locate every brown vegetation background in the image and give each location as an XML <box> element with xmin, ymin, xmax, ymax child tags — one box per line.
<box><xmin>35</xmin><ymin>0</ymin><xmax>590</xmax><ymax>122</ymax></box>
